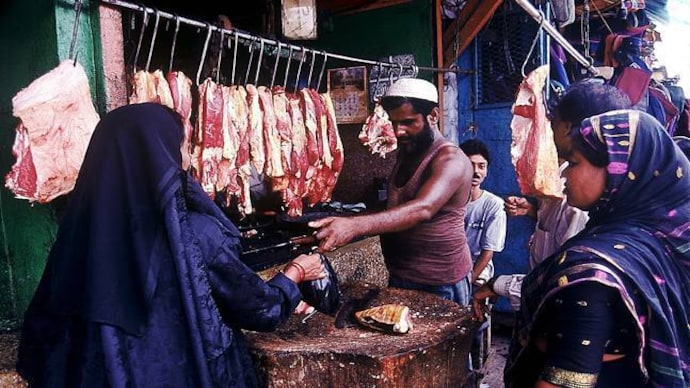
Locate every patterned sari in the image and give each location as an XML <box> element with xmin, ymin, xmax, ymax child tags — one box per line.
<box><xmin>506</xmin><ymin>110</ymin><xmax>690</xmax><ymax>387</ymax></box>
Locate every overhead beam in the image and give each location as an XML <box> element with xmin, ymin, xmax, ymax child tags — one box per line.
<box><xmin>443</xmin><ymin>0</ymin><xmax>503</xmax><ymax>67</ymax></box>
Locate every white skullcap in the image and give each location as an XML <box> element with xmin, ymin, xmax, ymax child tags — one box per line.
<box><xmin>384</xmin><ymin>78</ymin><xmax>438</xmax><ymax>104</ymax></box>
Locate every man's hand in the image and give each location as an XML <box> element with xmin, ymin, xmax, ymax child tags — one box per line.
<box><xmin>308</xmin><ymin>216</ymin><xmax>359</xmax><ymax>252</ymax></box>
<box><xmin>504</xmin><ymin>196</ymin><xmax>533</xmax><ymax>217</ymax></box>
<box><xmin>472</xmin><ymin>284</ymin><xmax>497</xmax><ymax>320</ymax></box>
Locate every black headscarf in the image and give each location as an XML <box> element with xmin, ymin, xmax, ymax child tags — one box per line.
<box><xmin>43</xmin><ymin>102</ymin><xmax>235</xmax><ymax>336</ymax></box>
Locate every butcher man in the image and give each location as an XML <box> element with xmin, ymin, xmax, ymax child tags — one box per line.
<box><xmin>309</xmin><ymin>78</ymin><xmax>474</xmax><ymax>306</ymax></box>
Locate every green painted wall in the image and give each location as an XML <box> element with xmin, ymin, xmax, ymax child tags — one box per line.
<box><xmin>0</xmin><ymin>0</ymin><xmax>103</xmax><ymax>329</ymax></box>
<box><xmin>312</xmin><ymin>0</ymin><xmax>434</xmax><ymax>80</ymax></box>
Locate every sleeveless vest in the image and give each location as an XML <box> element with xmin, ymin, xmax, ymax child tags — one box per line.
<box><xmin>380</xmin><ymin>134</ymin><xmax>472</xmax><ymax>285</ymax></box>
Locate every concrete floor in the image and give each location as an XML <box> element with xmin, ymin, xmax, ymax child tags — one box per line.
<box><xmin>475</xmin><ymin>322</ymin><xmax>512</xmax><ymax>388</ymax></box>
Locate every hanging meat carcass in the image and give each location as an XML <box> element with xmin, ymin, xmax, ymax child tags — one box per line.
<box><xmin>195</xmin><ymin>78</ymin><xmax>225</xmax><ymax>197</ymax></box>
<box><xmin>320</xmin><ymin>92</ymin><xmax>344</xmax><ymax>202</ymax></box>
<box><xmin>299</xmin><ymin>88</ymin><xmax>321</xmax><ymax>167</ymax></box>
<box><xmin>185</xmin><ymin>79</ymin><xmax>343</xmax><ymax>216</ymax></box>
<box><xmin>129</xmin><ymin>69</ymin><xmax>174</xmax><ymax>108</ymax></box>
<box><xmin>510</xmin><ymin>65</ymin><xmax>563</xmax><ymax>198</ymax></box>
<box><xmin>217</xmin><ymin>85</ymin><xmax>240</xmax><ymax>197</ymax></box>
<box><xmin>167</xmin><ymin>71</ymin><xmax>194</xmax><ymax>157</ymax></box>
<box><xmin>246</xmin><ymin>84</ymin><xmax>266</xmax><ymax>174</ymax></box>
<box><xmin>258</xmin><ymin>85</ymin><xmax>285</xmax><ymax>179</ymax></box>
<box><xmin>309</xmin><ymin>90</ymin><xmax>333</xmax><ymax>169</ymax></box>
<box><xmin>304</xmin><ymin>89</ymin><xmax>334</xmax><ymax>207</ymax></box>
<box><xmin>271</xmin><ymin>86</ymin><xmax>295</xmax><ymax>193</ymax></box>
<box><xmin>230</xmin><ymin>85</ymin><xmax>254</xmax><ymax>216</ymax></box>
<box><xmin>359</xmin><ymin>102</ymin><xmax>397</xmax><ymax>158</ymax></box>
<box><xmin>285</xmin><ymin>93</ymin><xmax>310</xmax><ymax>217</ymax></box>
<box><xmin>5</xmin><ymin>60</ymin><xmax>100</xmax><ymax>203</ymax></box>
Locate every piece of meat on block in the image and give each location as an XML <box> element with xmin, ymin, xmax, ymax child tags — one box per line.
<box><xmin>6</xmin><ymin>60</ymin><xmax>100</xmax><ymax>203</ymax></box>
<box><xmin>245</xmin><ymin>284</ymin><xmax>479</xmax><ymax>387</ymax></box>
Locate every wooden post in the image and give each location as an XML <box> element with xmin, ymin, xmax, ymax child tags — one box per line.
<box><xmin>435</xmin><ymin>0</ymin><xmax>445</xmax><ymax>132</ymax></box>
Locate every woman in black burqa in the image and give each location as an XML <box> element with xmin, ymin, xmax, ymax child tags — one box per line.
<box><xmin>16</xmin><ymin>103</ymin><xmax>324</xmax><ymax>387</ymax></box>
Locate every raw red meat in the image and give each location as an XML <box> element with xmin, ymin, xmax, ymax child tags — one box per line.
<box><xmin>359</xmin><ymin>102</ymin><xmax>396</xmax><ymax>158</ymax></box>
<box><xmin>6</xmin><ymin>60</ymin><xmax>100</xmax><ymax>203</ymax></box>
<box><xmin>510</xmin><ymin>65</ymin><xmax>563</xmax><ymax>199</ymax></box>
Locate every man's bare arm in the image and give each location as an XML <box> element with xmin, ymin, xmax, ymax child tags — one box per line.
<box><xmin>310</xmin><ymin>146</ymin><xmax>472</xmax><ymax>251</ymax></box>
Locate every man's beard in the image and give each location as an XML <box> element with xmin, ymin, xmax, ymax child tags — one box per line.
<box><xmin>399</xmin><ymin>120</ymin><xmax>435</xmax><ymax>155</ymax></box>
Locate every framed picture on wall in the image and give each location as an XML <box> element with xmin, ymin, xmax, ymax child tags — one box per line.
<box><xmin>327</xmin><ymin>66</ymin><xmax>368</xmax><ymax>124</ymax></box>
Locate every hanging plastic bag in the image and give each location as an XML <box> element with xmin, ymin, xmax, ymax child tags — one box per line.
<box><xmin>299</xmin><ymin>254</ymin><xmax>341</xmax><ymax>315</ymax></box>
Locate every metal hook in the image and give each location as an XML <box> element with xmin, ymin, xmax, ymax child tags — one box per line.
<box><xmin>521</xmin><ymin>11</ymin><xmax>545</xmax><ymax>78</ymax></box>
<box><xmin>253</xmin><ymin>38</ymin><xmax>265</xmax><ymax>86</ymax></box>
<box><xmin>215</xmin><ymin>28</ymin><xmax>225</xmax><ymax>83</ymax></box>
<box><xmin>307</xmin><ymin>50</ymin><xmax>316</xmax><ymax>89</ymax></box>
<box><xmin>231</xmin><ymin>33</ymin><xmax>239</xmax><ymax>84</ymax></box>
<box><xmin>375</xmin><ymin>63</ymin><xmax>383</xmax><ymax>86</ymax></box>
<box><xmin>396</xmin><ymin>63</ymin><xmax>404</xmax><ymax>81</ymax></box>
<box><xmin>68</xmin><ymin>0</ymin><xmax>83</xmax><ymax>65</ymax></box>
<box><xmin>244</xmin><ymin>37</ymin><xmax>257</xmax><ymax>85</ymax></box>
<box><xmin>168</xmin><ymin>15</ymin><xmax>180</xmax><ymax>73</ymax></box>
<box><xmin>145</xmin><ymin>9</ymin><xmax>160</xmax><ymax>72</ymax></box>
<box><xmin>270</xmin><ymin>42</ymin><xmax>282</xmax><ymax>89</ymax></box>
<box><xmin>373</xmin><ymin>62</ymin><xmax>383</xmax><ymax>98</ymax></box>
<box><xmin>294</xmin><ymin>48</ymin><xmax>307</xmax><ymax>91</ymax></box>
<box><xmin>196</xmin><ymin>23</ymin><xmax>213</xmax><ymax>85</ymax></box>
<box><xmin>412</xmin><ymin>65</ymin><xmax>419</xmax><ymax>78</ymax></box>
<box><xmin>283</xmin><ymin>46</ymin><xmax>294</xmax><ymax>87</ymax></box>
<box><xmin>316</xmin><ymin>51</ymin><xmax>328</xmax><ymax>91</ymax></box>
<box><xmin>133</xmin><ymin>6</ymin><xmax>149</xmax><ymax>73</ymax></box>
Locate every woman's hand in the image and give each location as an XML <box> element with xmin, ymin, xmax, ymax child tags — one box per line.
<box><xmin>283</xmin><ymin>253</ymin><xmax>325</xmax><ymax>283</ymax></box>
<box><xmin>294</xmin><ymin>301</ymin><xmax>315</xmax><ymax>315</ymax></box>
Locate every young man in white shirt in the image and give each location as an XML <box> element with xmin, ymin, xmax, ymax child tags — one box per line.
<box><xmin>459</xmin><ymin>139</ymin><xmax>507</xmax><ymax>287</ymax></box>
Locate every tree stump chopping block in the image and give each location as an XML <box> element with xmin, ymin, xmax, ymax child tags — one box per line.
<box><xmin>244</xmin><ymin>283</ymin><xmax>480</xmax><ymax>387</ymax></box>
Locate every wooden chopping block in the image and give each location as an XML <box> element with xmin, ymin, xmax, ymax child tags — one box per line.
<box><xmin>244</xmin><ymin>283</ymin><xmax>480</xmax><ymax>387</ymax></box>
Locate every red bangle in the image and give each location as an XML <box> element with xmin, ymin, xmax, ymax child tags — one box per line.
<box><xmin>286</xmin><ymin>262</ymin><xmax>305</xmax><ymax>283</ymax></box>
<box><xmin>292</xmin><ymin>262</ymin><xmax>306</xmax><ymax>282</ymax></box>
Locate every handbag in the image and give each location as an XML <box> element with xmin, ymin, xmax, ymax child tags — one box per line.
<box><xmin>299</xmin><ymin>254</ymin><xmax>341</xmax><ymax>315</ymax></box>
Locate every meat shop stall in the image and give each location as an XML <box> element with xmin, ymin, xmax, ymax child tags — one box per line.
<box><xmin>91</xmin><ymin>1</ymin><xmax>465</xmax><ymax>276</ymax></box>
<box><xmin>0</xmin><ymin>0</ymin><xmax>480</xmax><ymax>386</ymax></box>
<box><xmin>102</xmin><ymin>0</ymin><xmax>480</xmax><ymax>385</ymax></box>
